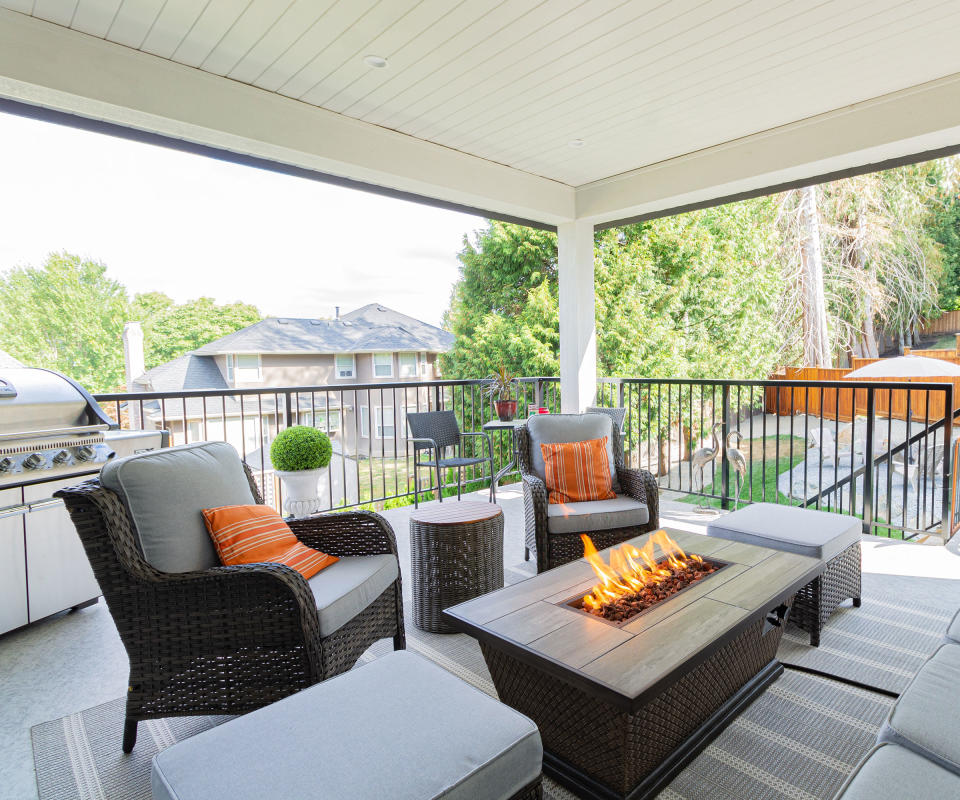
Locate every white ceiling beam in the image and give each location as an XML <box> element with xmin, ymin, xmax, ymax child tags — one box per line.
<box><xmin>576</xmin><ymin>72</ymin><xmax>960</xmax><ymax>227</ymax></box>
<box><xmin>0</xmin><ymin>9</ymin><xmax>574</xmax><ymax>227</ymax></box>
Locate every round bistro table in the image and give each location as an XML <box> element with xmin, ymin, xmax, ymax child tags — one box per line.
<box><xmin>409</xmin><ymin>501</ymin><xmax>504</xmax><ymax>633</ymax></box>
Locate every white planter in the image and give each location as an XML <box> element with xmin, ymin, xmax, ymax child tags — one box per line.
<box><xmin>276</xmin><ymin>468</ymin><xmax>323</xmax><ymax>518</ymax></box>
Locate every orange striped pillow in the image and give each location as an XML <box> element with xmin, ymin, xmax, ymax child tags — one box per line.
<box><xmin>540</xmin><ymin>437</ymin><xmax>616</xmax><ymax>505</ymax></box>
<box><xmin>201</xmin><ymin>504</ymin><xmax>337</xmax><ymax>580</ymax></box>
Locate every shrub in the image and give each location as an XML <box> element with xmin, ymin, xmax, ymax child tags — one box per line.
<box><xmin>270</xmin><ymin>426</ymin><xmax>332</xmax><ymax>472</ymax></box>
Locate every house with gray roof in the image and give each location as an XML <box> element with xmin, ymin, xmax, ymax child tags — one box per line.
<box><xmin>131</xmin><ymin>303</ymin><xmax>453</xmax><ymax>465</ymax></box>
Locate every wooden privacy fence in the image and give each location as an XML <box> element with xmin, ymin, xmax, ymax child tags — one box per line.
<box><xmin>920</xmin><ymin>309</ymin><xmax>960</xmax><ymax>336</ymax></box>
<box><xmin>766</xmin><ymin>365</ymin><xmax>960</xmax><ymax>422</ymax></box>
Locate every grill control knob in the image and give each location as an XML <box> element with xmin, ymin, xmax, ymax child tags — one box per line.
<box><xmin>0</xmin><ymin>457</ymin><xmax>13</xmax><ymax>473</ymax></box>
<box><xmin>74</xmin><ymin>446</ymin><xmax>96</xmax><ymax>462</ymax></box>
<box><xmin>22</xmin><ymin>453</ymin><xmax>46</xmax><ymax>470</ymax></box>
<box><xmin>53</xmin><ymin>449</ymin><xmax>72</xmax><ymax>465</ymax></box>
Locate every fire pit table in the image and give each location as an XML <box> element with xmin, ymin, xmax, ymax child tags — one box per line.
<box><xmin>443</xmin><ymin>528</ymin><xmax>822</xmax><ymax>800</ymax></box>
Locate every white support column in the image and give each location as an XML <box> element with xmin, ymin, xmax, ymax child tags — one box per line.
<box><xmin>558</xmin><ymin>220</ymin><xmax>597</xmax><ymax>413</ymax></box>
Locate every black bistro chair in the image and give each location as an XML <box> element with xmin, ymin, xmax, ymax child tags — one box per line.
<box><xmin>406</xmin><ymin>410</ymin><xmax>495</xmax><ymax>507</ymax></box>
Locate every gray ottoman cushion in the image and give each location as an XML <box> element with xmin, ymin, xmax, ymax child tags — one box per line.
<box><xmin>706</xmin><ymin>502</ymin><xmax>860</xmax><ymax>561</ymax></box>
<box><xmin>308</xmin><ymin>554</ymin><xmax>399</xmax><ymax>636</ymax></box>
<box><xmin>944</xmin><ymin>607</ymin><xmax>960</xmax><ymax>645</ymax></box>
<box><xmin>152</xmin><ymin>650</ymin><xmax>542</xmax><ymax>800</ymax></box>
<box><xmin>101</xmin><ymin>441</ymin><xmax>255</xmax><ymax>573</ymax></box>
<box><xmin>877</xmin><ymin>643</ymin><xmax>960</xmax><ymax>775</ymax></box>
<box><xmin>833</xmin><ymin>743</ymin><xmax>960</xmax><ymax>799</ymax></box>
<box><xmin>527</xmin><ymin>413</ymin><xmax>620</xmax><ymax>492</ymax></box>
<box><xmin>546</xmin><ymin>494</ymin><xmax>648</xmax><ymax>534</ymax></box>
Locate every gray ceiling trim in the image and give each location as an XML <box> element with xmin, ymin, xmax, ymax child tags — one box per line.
<box><xmin>595</xmin><ymin>142</ymin><xmax>960</xmax><ymax>231</ymax></box>
<box><xmin>0</xmin><ymin>96</ymin><xmax>557</xmax><ymax>232</ymax></box>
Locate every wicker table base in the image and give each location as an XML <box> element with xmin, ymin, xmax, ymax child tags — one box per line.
<box><xmin>482</xmin><ymin>608</ymin><xmax>790</xmax><ymax>800</ymax></box>
<box><xmin>410</xmin><ymin>502</ymin><xmax>504</xmax><ymax>633</ymax></box>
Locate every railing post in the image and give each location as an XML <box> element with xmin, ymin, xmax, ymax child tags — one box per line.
<box><xmin>721</xmin><ymin>384</ymin><xmax>730</xmax><ymax>510</ymax></box>
<box><xmin>862</xmin><ymin>388</ymin><xmax>875</xmax><ymax>535</ymax></box>
<box><xmin>284</xmin><ymin>391</ymin><xmax>293</xmax><ymax>429</ymax></box>
<box><xmin>534</xmin><ymin>379</ymin><xmax>543</xmax><ymax>411</ymax></box>
<box><xmin>434</xmin><ymin>384</ymin><xmax>442</xmax><ymax>411</ymax></box>
<box><xmin>943</xmin><ymin>383</ymin><xmax>953</xmax><ymax>543</ymax></box>
<box><xmin>617</xmin><ymin>379</ymin><xmax>625</xmax><ymax>409</ymax></box>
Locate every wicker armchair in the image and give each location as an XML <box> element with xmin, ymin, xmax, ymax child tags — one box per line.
<box><xmin>517</xmin><ymin>414</ymin><xmax>659</xmax><ymax>573</ymax></box>
<box><xmin>55</xmin><ymin>463</ymin><xmax>404</xmax><ymax>754</ymax></box>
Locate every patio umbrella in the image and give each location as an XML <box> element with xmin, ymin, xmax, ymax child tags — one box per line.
<box><xmin>844</xmin><ymin>355</ymin><xmax>960</xmax><ymax>379</ymax></box>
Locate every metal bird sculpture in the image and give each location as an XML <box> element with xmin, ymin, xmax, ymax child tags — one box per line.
<box><xmin>691</xmin><ymin>422</ymin><xmax>723</xmax><ymax>510</ymax></box>
<box><xmin>726</xmin><ymin>430</ymin><xmax>748</xmax><ymax>509</ymax></box>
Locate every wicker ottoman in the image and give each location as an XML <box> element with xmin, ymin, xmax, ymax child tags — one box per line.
<box><xmin>707</xmin><ymin>503</ymin><xmax>861</xmax><ymax>646</ymax></box>
<box><xmin>410</xmin><ymin>501</ymin><xmax>504</xmax><ymax>633</ymax></box>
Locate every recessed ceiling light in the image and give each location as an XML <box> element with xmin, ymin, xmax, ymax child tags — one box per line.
<box><xmin>568</xmin><ymin>139</ymin><xmax>585</xmax><ymax>149</ymax></box>
<box><xmin>364</xmin><ymin>54</ymin><xmax>388</xmax><ymax>69</ymax></box>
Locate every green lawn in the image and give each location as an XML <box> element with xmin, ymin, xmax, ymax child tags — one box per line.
<box><xmin>929</xmin><ymin>333</ymin><xmax>958</xmax><ymax>350</ymax></box>
<box><xmin>679</xmin><ymin>436</ymin><xmax>807</xmax><ymax>509</ymax></box>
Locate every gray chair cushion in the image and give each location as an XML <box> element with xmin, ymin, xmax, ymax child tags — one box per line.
<box><xmin>527</xmin><ymin>413</ymin><xmax>620</xmax><ymax>492</ymax></box>
<box><xmin>100</xmin><ymin>441</ymin><xmax>255</xmax><ymax>573</ymax></box>
<box><xmin>833</xmin><ymin>743</ymin><xmax>960</xmax><ymax>799</ymax></box>
<box><xmin>706</xmin><ymin>502</ymin><xmax>860</xmax><ymax>562</ymax></box>
<box><xmin>308</xmin><ymin>554</ymin><xmax>399</xmax><ymax>636</ymax></box>
<box><xmin>944</xmin><ymin>607</ymin><xmax>960</xmax><ymax>645</ymax></box>
<box><xmin>151</xmin><ymin>650</ymin><xmax>542</xmax><ymax>800</ymax></box>
<box><xmin>546</xmin><ymin>494</ymin><xmax>648</xmax><ymax>535</ymax></box>
<box><xmin>877</xmin><ymin>643</ymin><xmax>960</xmax><ymax>775</ymax></box>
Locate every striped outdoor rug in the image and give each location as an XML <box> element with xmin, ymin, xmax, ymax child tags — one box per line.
<box><xmin>33</xmin><ymin>582</ymin><xmax>917</xmax><ymax>800</ymax></box>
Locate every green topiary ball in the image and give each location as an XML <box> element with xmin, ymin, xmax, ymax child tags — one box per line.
<box><xmin>270</xmin><ymin>425</ymin><xmax>333</xmax><ymax>472</ymax></box>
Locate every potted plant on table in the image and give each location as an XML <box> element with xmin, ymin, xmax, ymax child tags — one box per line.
<box><xmin>484</xmin><ymin>366</ymin><xmax>517</xmax><ymax>421</ymax></box>
<box><xmin>270</xmin><ymin>425</ymin><xmax>333</xmax><ymax>517</ymax></box>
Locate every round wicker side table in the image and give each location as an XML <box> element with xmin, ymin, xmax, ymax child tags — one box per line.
<box><xmin>409</xmin><ymin>501</ymin><xmax>504</xmax><ymax>633</ymax></box>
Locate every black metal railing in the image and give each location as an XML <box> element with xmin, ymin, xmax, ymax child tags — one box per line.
<box><xmin>96</xmin><ymin>374</ymin><xmax>956</xmax><ymax>541</ymax></box>
<box><xmin>595</xmin><ymin>377</ymin><xmax>955</xmax><ymax>542</ymax></box>
<box><xmin>95</xmin><ymin>378</ymin><xmax>561</xmax><ymax>514</ymax></box>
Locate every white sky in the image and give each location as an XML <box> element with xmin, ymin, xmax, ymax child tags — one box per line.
<box><xmin>0</xmin><ymin>111</ymin><xmax>484</xmax><ymax>327</ymax></box>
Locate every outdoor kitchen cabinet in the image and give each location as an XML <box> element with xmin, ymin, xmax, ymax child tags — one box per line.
<box><xmin>0</xmin><ymin>487</ymin><xmax>29</xmax><ymax>634</ymax></box>
<box><xmin>24</xmin><ymin>478</ymin><xmax>100</xmax><ymax>623</ymax></box>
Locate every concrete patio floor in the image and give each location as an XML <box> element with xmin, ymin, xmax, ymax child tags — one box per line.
<box><xmin>3</xmin><ymin>485</ymin><xmax>960</xmax><ymax>799</ymax></box>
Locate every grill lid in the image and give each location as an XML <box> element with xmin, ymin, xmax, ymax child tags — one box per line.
<box><xmin>0</xmin><ymin>368</ymin><xmax>115</xmax><ymax>440</ymax></box>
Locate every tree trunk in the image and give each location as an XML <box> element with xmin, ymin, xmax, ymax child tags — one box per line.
<box><xmin>799</xmin><ymin>186</ymin><xmax>832</xmax><ymax>367</ymax></box>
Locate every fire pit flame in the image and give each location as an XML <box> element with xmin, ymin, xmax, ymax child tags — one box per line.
<box><xmin>579</xmin><ymin>531</ymin><xmax>718</xmax><ymax>621</ymax></box>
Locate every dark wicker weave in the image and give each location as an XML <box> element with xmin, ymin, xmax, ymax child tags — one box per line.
<box><xmin>508</xmin><ymin>776</ymin><xmax>544</xmax><ymax>800</ymax></box>
<box><xmin>516</xmin><ymin>421</ymin><xmax>660</xmax><ymax>572</ymax></box>
<box><xmin>54</xmin><ymin>465</ymin><xmax>404</xmax><ymax>753</ymax></box>
<box><xmin>585</xmin><ymin>406</ymin><xmax>627</xmax><ymax>432</ymax></box>
<box><xmin>410</xmin><ymin>506</ymin><xmax>504</xmax><ymax>633</ymax></box>
<box><xmin>790</xmin><ymin>540</ymin><xmax>862</xmax><ymax>646</ymax></box>
<box><xmin>481</xmin><ymin>601</ymin><xmax>791</xmax><ymax>798</ymax></box>
<box><xmin>407</xmin><ymin>410</ymin><xmax>495</xmax><ymax>507</ymax></box>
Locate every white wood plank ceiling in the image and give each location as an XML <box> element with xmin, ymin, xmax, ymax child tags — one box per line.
<box><xmin>3</xmin><ymin>0</ymin><xmax>960</xmax><ymax>188</ymax></box>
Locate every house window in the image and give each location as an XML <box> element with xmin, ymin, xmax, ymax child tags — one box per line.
<box><xmin>398</xmin><ymin>352</ymin><xmax>417</xmax><ymax>378</ymax></box>
<box><xmin>399</xmin><ymin>405</ymin><xmax>419</xmax><ymax>438</ymax></box>
<box><xmin>234</xmin><ymin>354</ymin><xmax>261</xmax><ymax>382</ymax></box>
<box><xmin>225</xmin><ymin>355</ymin><xmax>234</xmax><ymax>381</ymax></box>
<box><xmin>420</xmin><ymin>352</ymin><xmax>429</xmax><ymax>376</ymax></box>
<box><xmin>360</xmin><ymin>406</ymin><xmax>369</xmax><ymax>438</ymax></box>
<box><xmin>335</xmin><ymin>354</ymin><xmax>355</xmax><ymax>379</ymax></box>
<box><xmin>373</xmin><ymin>352</ymin><xmax>393</xmax><ymax>378</ymax></box>
<box><xmin>375</xmin><ymin>406</ymin><xmax>395</xmax><ymax>439</ymax></box>
<box><xmin>317</xmin><ymin>409</ymin><xmax>341</xmax><ymax>432</ymax></box>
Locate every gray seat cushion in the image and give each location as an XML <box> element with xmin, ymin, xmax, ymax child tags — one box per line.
<box><xmin>833</xmin><ymin>743</ymin><xmax>960</xmax><ymax>799</ymax></box>
<box><xmin>546</xmin><ymin>494</ymin><xmax>649</xmax><ymax>535</ymax></box>
<box><xmin>100</xmin><ymin>441</ymin><xmax>255</xmax><ymax>573</ymax></box>
<box><xmin>151</xmin><ymin>650</ymin><xmax>542</xmax><ymax>800</ymax></box>
<box><xmin>527</xmin><ymin>413</ymin><xmax>620</xmax><ymax>492</ymax></box>
<box><xmin>706</xmin><ymin>502</ymin><xmax>860</xmax><ymax>561</ymax></box>
<box><xmin>944</xmin><ymin>607</ymin><xmax>960</xmax><ymax>645</ymax></box>
<box><xmin>877</xmin><ymin>643</ymin><xmax>960</xmax><ymax>775</ymax></box>
<box><xmin>308</xmin><ymin>554</ymin><xmax>399</xmax><ymax>636</ymax></box>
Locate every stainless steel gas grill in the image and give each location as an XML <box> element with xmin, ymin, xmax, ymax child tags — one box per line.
<box><xmin>0</xmin><ymin>367</ymin><xmax>168</xmax><ymax>634</ymax></box>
